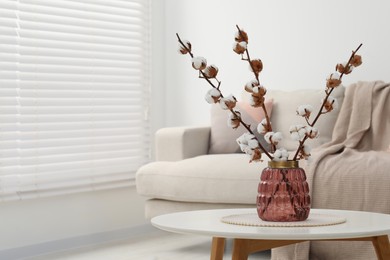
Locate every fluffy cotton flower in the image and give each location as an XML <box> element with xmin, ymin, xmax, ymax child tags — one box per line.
<box><xmin>249</xmin><ymin>59</ymin><xmax>263</xmax><ymax>74</ymax></box>
<box><xmin>234</xmin><ymin>29</ymin><xmax>248</xmax><ymax>43</ymax></box>
<box><xmin>296</xmin><ymin>104</ymin><xmax>313</xmax><ymax>118</ymax></box>
<box><xmin>305</xmin><ymin>126</ymin><xmax>319</xmax><ymax>139</ymax></box>
<box><xmin>244</xmin><ymin>79</ymin><xmax>259</xmax><ymax>93</ymax></box>
<box><xmin>236</xmin><ymin>133</ymin><xmax>259</xmax><ymax>153</ymax></box>
<box><xmin>299</xmin><ymin>144</ymin><xmax>312</xmax><ymax>160</ymax></box>
<box><xmin>257</xmin><ymin>118</ymin><xmax>271</xmax><ymax>135</ymax></box>
<box><xmin>191</xmin><ymin>56</ymin><xmax>207</xmax><ymax>70</ymax></box>
<box><xmin>203</xmin><ymin>65</ymin><xmax>219</xmax><ymax>78</ymax></box>
<box><xmin>205</xmin><ymin>88</ymin><xmax>221</xmax><ymax>104</ymax></box>
<box><xmin>252</xmin><ymin>85</ymin><xmax>267</xmax><ymax>96</ymax></box>
<box><xmin>264</xmin><ymin>131</ymin><xmax>283</xmax><ymax>145</ymax></box>
<box><xmin>322</xmin><ymin>96</ymin><xmax>339</xmax><ymax>112</ymax></box>
<box><xmin>326</xmin><ymin>72</ymin><xmax>342</xmax><ymax>88</ymax></box>
<box><xmin>227</xmin><ymin>110</ymin><xmax>241</xmax><ymax>129</ymax></box>
<box><xmin>289</xmin><ymin>125</ymin><xmax>306</xmax><ymax>141</ymax></box>
<box><xmin>336</xmin><ymin>62</ymin><xmax>353</xmax><ymax>75</ymax></box>
<box><xmin>178</xmin><ymin>40</ymin><xmax>191</xmax><ymax>54</ymax></box>
<box><xmin>237</xmin><ymin>133</ymin><xmax>262</xmax><ymax>162</ymax></box>
<box><xmin>233</xmin><ymin>41</ymin><xmax>247</xmax><ymax>55</ymax></box>
<box><xmin>219</xmin><ymin>95</ymin><xmax>237</xmax><ymax>110</ymax></box>
<box><xmin>273</xmin><ymin>148</ymin><xmax>289</xmax><ymax>161</ymax></box>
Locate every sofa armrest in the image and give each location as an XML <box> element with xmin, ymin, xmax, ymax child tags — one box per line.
<box><xmin>155</xmin><ymin>126</ymin><xmax>211</xmax><ymax>161</ymax></box>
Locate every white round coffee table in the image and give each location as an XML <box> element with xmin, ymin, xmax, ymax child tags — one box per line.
<box><xmin>151</xmin><ymin>208</ymin><xmax>390</xmax><ymax>260</ymax></box>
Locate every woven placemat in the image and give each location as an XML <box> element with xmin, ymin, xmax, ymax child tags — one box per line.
<box><xmin>221</xmin><ymin>213</ymin><xmax>346</xmax><ymax>227</ymax></box>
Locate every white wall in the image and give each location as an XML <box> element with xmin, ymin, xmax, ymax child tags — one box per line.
<box><xmin>163</xmin><ymin>0</ymin><xmax>390</xmax><ymax>127</ymax></box>
<box><xmin>0</xmin><ymin>187</ymin><xmax>147</xmax><ymax>251</ymax></box>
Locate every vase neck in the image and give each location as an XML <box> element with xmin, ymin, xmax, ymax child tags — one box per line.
<box><xmin>268</xmin><ymin>160</ymin><xmax>299</xmax><ymax>168</ymax></box>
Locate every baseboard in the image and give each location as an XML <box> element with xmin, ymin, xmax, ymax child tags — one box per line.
<box><xmin>0</xmin><ymin>223</ymin><xmax>157</xmax><ymax>260</ymax></box>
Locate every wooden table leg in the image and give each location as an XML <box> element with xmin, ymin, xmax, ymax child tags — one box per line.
<box><xmin>231</xmin><ymin>239</ymin><xmax>305</xmax><ymax>260</ymax></box>
<box><xmin>371</xmin><ymin>235</ymin><xmax>390</xmax><ymax>260</ymax></box>
<box><xmin>210</xmin><ymin>237</ymin><xmax>225</xmax><ymax>260</ymax></box>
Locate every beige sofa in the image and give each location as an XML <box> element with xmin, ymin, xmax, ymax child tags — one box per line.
<box><xmin>136</xmin><ymin>83</ymin><xmax>390</xmax><ymax>260</ymax></box>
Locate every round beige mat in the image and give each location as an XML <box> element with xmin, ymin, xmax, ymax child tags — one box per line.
<box><xmin>221</xmin><ymin>213</ymin><xmax>346</xmax><ymax>227</ymax></box>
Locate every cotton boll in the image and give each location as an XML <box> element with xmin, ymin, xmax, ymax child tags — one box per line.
<box><xmin>322</xmin><ymin>96</ymin><xmax>339</xmax><ymax>112</ymax></box>
<box><xmin>264</xmin><ymin>132</ymin><xmax>274</xmax><ymax>144</ymax></box>
<box><xmin>248</xmin><ymin>139</ymin><xmax>259</xmax><ymax>149</ymax></box>
<box><xmin>326</xmin><ymin>72</ymin><xmax>342</xmax><ymax>88</ymax></box>
<box><xmin>204</xmin><ymin>88</ymin><xmax>221</xmax><ymax>104</ymax></box>
<box><xmin>219</xmin><ymin>95</ymin><xmax>237</xmax><ymax>110</ymax></box>
<box><xmin>203</xmin><ymin>65</ymin><xmax>219</xmax><ymax>78</ymax></box>
<box><xmin>336</xmin><ymin>62</ymin><xmax>353</xmax><ymax>74</ymax></box>
<box><xmin>244</xmin><ymin>79</ymin><xmax>259</xmax><ymax>93</ymax></box>
<box><xmin>272</xmin><ymin>132</ymin><xmax>283</xmax><ymax>145</ymax></box>
<box><xmin>351</xmin><ymin>55</ymin><xmax>362</xmax><ymax>67</ymax></box>
<box><xmin>296</xmin><ymin>104</ymin><xmax>313</xmax><ymax>118</ymax></box>
<box><xmin>249</xmin><ymin>59</ymin><xmax>263</xmax><ymax>74</ymax></box>
<box><xmin>306</xmin><ymin>126</ymin><xmax>319</xmax><ymax>139</ymax></box>
<box><xmin>273</xmin><ymin>148</ymin><xmax>289</xmax><ymax>161</ymax></box>
<box><xmin>290</xmin><ymin>132</ymin><xmax>301</xmax><ymax>141</ymax></box>
<box><xmin>289</xmin><ymin>125</ymin><xmax>306</xmax><ymax>141</ymax></box>
<box><xmin>234</xmin><ymin>29</ymin><xmax>248</xmax><ymax>43</ymax></box>
<box><xmin>191</xmin><ymin>56</ymin><xmax>207</xmax><ymax>70</ymax></box>
<box><xmin>233</xmin><ymin>41</ymin><xmax>247</xmax><ymax>55</ymax></box>
<box><xmin>178</xmin><ymin>40</ymin><xmax>191</xmax><ymax>54</ymax></box>
<box><xmin>227</xmin><ymin>110</ymin><xmax>241</xmax><ymax>129</ymax></box>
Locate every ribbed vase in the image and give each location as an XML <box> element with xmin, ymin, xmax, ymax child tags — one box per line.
<box><xmin>257</xmin><ymin>160</ymin><xmax>311</xmax><ymax>222</ymax></box>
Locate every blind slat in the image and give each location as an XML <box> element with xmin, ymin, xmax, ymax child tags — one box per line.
<box><xmin>0</xmin><ymin>0</ymin><xmax>151</xmax><ymax>200</ymax></box>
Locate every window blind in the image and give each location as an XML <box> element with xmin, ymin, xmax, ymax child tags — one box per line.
<box><xmin>0</xmin><ymin>0</ymin><xmax>151</xmax><ymax>200</ymax></box>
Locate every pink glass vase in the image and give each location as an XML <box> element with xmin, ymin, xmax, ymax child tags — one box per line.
<box><xmin>257</xmin><ymin>160</ymin><xmax>311</xmax><ymax>222</ymax></box>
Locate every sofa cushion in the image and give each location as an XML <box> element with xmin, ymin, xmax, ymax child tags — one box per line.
<box><xmin>266</xmin><ymin>86</ymin><xmax>345</xmax><ymax>151</ymax></box>
<box><xmin>136</xmin><ymin>154</ymin><xmax>269</xmax><ymax>204</ymax></box>
<box><xmin>208</xmin><ymin>100</ymin><xmax>273</xmax><ymax>154</ymax></box>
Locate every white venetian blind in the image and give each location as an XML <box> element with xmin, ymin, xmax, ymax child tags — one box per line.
<box><xmin>0</xmin><ymin>0</ymin><xmax>151</xmax><ymax>200</ymax></box>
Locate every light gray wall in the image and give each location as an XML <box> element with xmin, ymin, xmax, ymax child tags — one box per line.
<box><xmin>163</xmin><ymin>0</ymin><xmax>390</xmax><ymax>127</ymax></box>
<box><xmin>0</xmin><ymin>187</ymin><xmax>147</xmax><ymax>251</ymax></box>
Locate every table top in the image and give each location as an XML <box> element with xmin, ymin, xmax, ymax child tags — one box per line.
<box><xmin>151</xmin><ymin>208</ymin><xmax>390</xmax><ymax>240</ymax></box>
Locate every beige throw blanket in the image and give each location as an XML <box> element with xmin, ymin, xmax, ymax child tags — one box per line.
<box><xmin>272</xmin><ymin>81</ymin><xmax>390</xmax><ymax>260</ymax></box>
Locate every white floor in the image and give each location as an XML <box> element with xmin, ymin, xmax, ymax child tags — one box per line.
<box><xmin>27</xmin><ymin>228</ymin><xmax>271</xmax><ymax>260</ymax></box>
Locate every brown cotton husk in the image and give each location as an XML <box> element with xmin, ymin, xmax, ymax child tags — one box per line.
<box><xmin>250</xmin><ymin>59</ymin><xmax>263</xmax><ymax>74</ymax></box>
<box><xmin>351</xmin><ymin>55</ymin><xmax>362</xmax><ymax>67</ymax></box>
<box><xmin>251</xmin><ymin>94</ymin><xmax>264</xmax><ymax>107</ymax></box>
<box><xmin>336</xmin><ymin>64</ymin><xmax>352</xmax><ymax>74</ymax></box>
<box><xmin>326</xmin><ymin>78</ymin><xmax>342</xmax><ymax>88</ymax></box>
<box><xmin>212</xmin><ymin>95</ymin><xmax>220</xmax><ymax>103</ymax></box>
<box><xmin>324</xmin><ymin>100</ymin><xmax>335</xmax><ymax>112</ymax></box>
<box><xmin>235</xmin><ymin>30</ymin><xmax>248</xmax><ymax>43</ymax></box>
<box><xmin>179</xmin><ymin>41</ymin><xmax>191</xmax><ymax>54</ymax></box>
<box><xmin>233</xmin><ymin>42</ymin><xmax>246</xmax><ymax>54</ymax></box>
<box><xmin>257</xmin><ymin>86</ymin><xmax>267</xmax><ymax>96</ymax></box>
<box><xmin>204</xmin><ymin>65</ymin><xmax>218</xmax><ymax>78</ymax></box>
<box><xmin>250</xmin><ymin>148</ymin><xmax>262</xmax><ymax>162</ymax></box>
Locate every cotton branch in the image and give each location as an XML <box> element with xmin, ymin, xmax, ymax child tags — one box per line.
<box><xmin>292</xmin><ymin>43</ymin><xmax>363</xmax><ymax>160</ymax></box>
<box><xmin>176</xmin><ymin>33</ymin><xmax>273</xmax><ymax>160</ymax></box>
<box><xmin>235</xmin><ymin>25</ymin><xmax>275</xmax><ymax>152</ymax></box>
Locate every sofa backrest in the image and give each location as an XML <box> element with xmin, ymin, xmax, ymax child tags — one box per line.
<box><xmin>265</xmin><ymin>86</ymin><xmax>345</xmax><ymax>151</ymax></box>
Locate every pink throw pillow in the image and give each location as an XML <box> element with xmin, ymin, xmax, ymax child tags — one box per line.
<box><xmin>208</xmin><ymin>99</ymin><xmax>273</xmax><ymax>154</ymax></box>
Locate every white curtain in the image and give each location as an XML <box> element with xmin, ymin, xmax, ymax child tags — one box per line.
<box><xmin>0</xmin><ymin>0</ymin><xmax>151</xmax><ymax>200</ymax></box>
